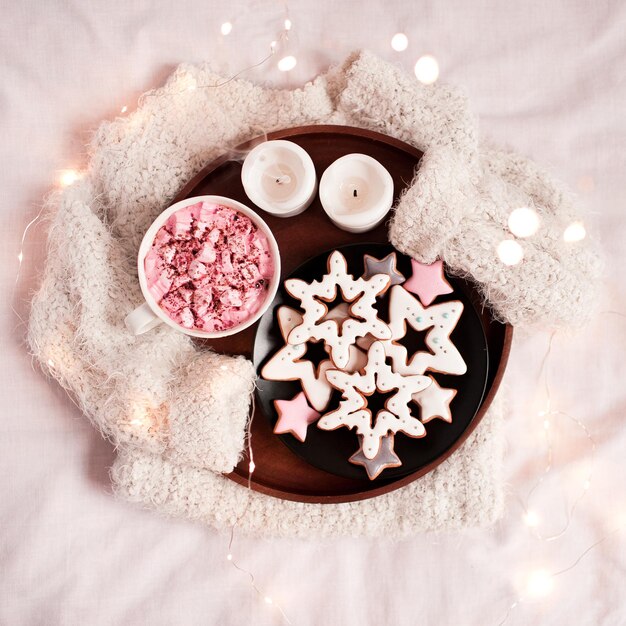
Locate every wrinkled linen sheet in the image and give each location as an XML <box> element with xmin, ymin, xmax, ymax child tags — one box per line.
<box><xmin>1</xmin><ymin>1</ymin><xmax>624</xmax><ymax>624</ymax></box>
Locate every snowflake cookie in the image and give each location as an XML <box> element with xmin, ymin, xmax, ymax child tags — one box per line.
<box><xmin>285</xmin><ymin>250</ymin><xmax>391</xmax><ymax>369</ymax></box>
<box><xmin>318</xmin><ymin>341</ymin><xmax>432</xmax><ymax>459</ymax></box>
<box><xmin>261</xmin><ymin>306</ymin><xmax>335</xmax><ymax>412</ymax></box>
<box><xmin>261</xmin><ymin>306</ymin><xmax>366</xmax><ymax>411</ymax></box>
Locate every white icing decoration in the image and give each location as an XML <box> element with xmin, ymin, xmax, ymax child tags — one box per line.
<box><xmin>318</xmin><ymin>341</ymin><xmax>431</xmax><ymax>459</ymax></box>
<box><xmin>285</xmin><ymin>251</ymin><xmax>391</xmax><ymax>369</ymax></box>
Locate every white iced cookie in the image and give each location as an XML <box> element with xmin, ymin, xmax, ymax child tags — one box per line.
<box><xmin>318</xmin><ymin>341</ymin><xmax>431</xmax><ymax>459</ymax></box>
<box><xmin>378</xmin><ymin>285</ymin><xmax>467</xmax><ymax>376</ymax></box>
<box><xmin>261</xmin><ymin>306</ymin><xmax>335</xmax><ymax>412</ymax></box>
<box><xmin>322</xmin><ymin>303</ymin><xmax>368</xmax><ymax>373</ymax></box>
<box><xmin>285</xmin><ymin>251</ymin><xmax>391</xmax><ymax>369</ymax></box>
<box><xmin>413</xmin><ymin>376</ymin><xmax>457</xmax><ymax>423</ymax></box>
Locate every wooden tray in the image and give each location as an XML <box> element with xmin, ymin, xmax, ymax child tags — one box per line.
<box><xmin>174</xmin><ymin>125</ymin><xmax>513</xmax><ymax>504</ymax></box>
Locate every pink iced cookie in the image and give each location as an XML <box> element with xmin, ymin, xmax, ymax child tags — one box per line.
<box><xmin>145</xmin><ymin>201</ymin><xmax>275</xmax><ymax>332</ymax></box>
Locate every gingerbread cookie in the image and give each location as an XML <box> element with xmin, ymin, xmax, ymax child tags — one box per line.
<box><xmin>273</xmin><ymin>391</ymin><xmax>321</xmax><ymax>442</ymax></box>
<box><xmin>403</xmin><ymin>258</ymin><xmax>453</xmax><ymax>306</ymax></box>
<box><xmin>362</xmin><ymin>252</ymin><xmax>405</xmax><ymax>286</ymax></box>
<box><xmin>413</xmin><ymin>376</ymin><xmax>457</xmax><ymax>423</ymax></box>
<box><xmin>285</xmin><ymin>250</ymin><xmax>391</xmax><ymax>369</ymax></box>
<box><xmin>318</xmin><ymin>341</ymin><xmax>432</xmax><ymax>459</ymax></box>
<box><xmin>261</xmin><ymin>306</ymin><xmax>335</xmax><ymax>412</ymax></box>
<box><xmin>386</xmin><ymin>285</ymin><xmax>466</xmax><ymax>375</ymax></box>
<box><xmin>349</xmin><ymin>434</ymin><xmax>402</xmax><ymax>480</ymax></box>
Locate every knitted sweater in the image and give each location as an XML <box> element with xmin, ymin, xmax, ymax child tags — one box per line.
<box><xmin>27</xmin><ymin>51</ymin><xmax>600</xmax><ymax>537</ymax></box>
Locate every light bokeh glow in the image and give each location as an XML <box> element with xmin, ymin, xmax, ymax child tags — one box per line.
<box><xmin>277</xmin><ymin>55</ymin><xmax>297</xmax><ymax>72</ymax></box>
<box><xmin>563</xmin><ymin>221</ymin><xmax>586</xmax><ymax>242</ymax></box>
<box><xmin>497</xmin><ymin>239</ymin><xmax>524</xmax><ymax>265</ymax></box>
<box><xmin>391</xmin><ymin>33</ymin><xmax>409</xmax><ymax>52</ymax></box>
<box><xmin>526</xmin><ymin>569</ymin><xmax>554</xmax><ymax>598</ymax></box>
<box><xmin>414</xmin><ymin>55</ymin><xmax>439</xmax><ymax>84</ymax></box>
<box><xmin>508</xmin><ymin>206</ymin><xmax>540</xmax><ymax>238</ymax></box>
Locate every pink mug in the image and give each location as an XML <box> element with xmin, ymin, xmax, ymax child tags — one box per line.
<box><xmin>125</xmin><ymin>195</ymin><xmax>281</xmax><ymax>338</ymax></box>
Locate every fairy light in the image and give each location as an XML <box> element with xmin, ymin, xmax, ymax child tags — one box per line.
<box><xmin>226</xmin><ymin>553</ymin><xmax>233</xmax><ymax>561</ymax></box>
<box><xmin>525</xmin><ymin>569</ymin><xmax>554</xmax><ymax>598</ymax></box>
<box><xmin>508</xmin><ymin>206</ymin><xmax>540</xmax><ymax>238</ymax></box>
<box><xmin>391</xmin><ymin>33</ymin><xmax>409</xmax><ymax>52</ymax></box>
<box><xmin>497</xmin><ymin>239</ymin><xmax>524</xmax><ymax>265</ymax></box>
<box><xmin>523</xmin><ymin>510</ymin><xmax>541</xmax><ymax>527</ymax></box>
<box><xmin>563</xmin><ymin>221</ymin><xmax>586</xmax><ymax>242</ymax></box>
<box><xmin>277</xmin><ymin>55</ymin><xmax>297</xmax><ymax>72</ymax></box>
<box><xmin>414</xmin><ymin>55</ymin><xmax>439</xmax><ymax>84</ymax></box>
<box><xmin>120</xmin><ymin>105</ymin><xmax>128</xmax><ymax>113</ymax></box>
<box><xmin>47</xmin><ymin>358</ymin><xmax>55</xmax><ymax>368</ymax></box>
<box><xmin>59</xmin><ymin>169</ymin><xmax>82</xmax><ymax>187</ymax></box>
<box><xmin>221</xmin><ymin>21</ymin><xmax>233</xmax><ymax>36</ymax></box>
<box><xmin>283</xmin><ymin>18</ymin><xmax>292</xmax><ymax>31</ymax></box>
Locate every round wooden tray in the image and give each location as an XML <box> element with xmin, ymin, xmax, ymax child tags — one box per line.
<box><xmin>174</xmin><ymin>125</ymin><xmax>513</xmax><ymax>504</ymax></box>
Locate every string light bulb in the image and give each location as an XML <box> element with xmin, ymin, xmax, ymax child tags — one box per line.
<box><xmin>391</xmin><ymin>33</ymin><xmax>409</xmax><ymax>52</ymax></box>
<box><xmin>221</xmin><ymin>22</ymin><xmax>233</xmax><ymax>36</ymax></box>
<box><xmin>264</xmin><ymin>596</ymin><xmax>273</xmax><ymax>604</ymax></box>
<box><xmin>249</xmin><ymin>460</ymin><xmax>256</xmax><ymax>473</ymax></box>
<box><xmin>284</xmin><ymin>18</ymin><xmax>292</xmax><ymax>31</ymax></box>
<box><xmin>414</xmin><ymin>55</ymin><xmax>439</xmax><ymax>84</ymax></box>
<box><xmin>226</xmin><ymin>553</ymin><xmax>233</xmax><ymax>561</ymax></box>
<box><xmin>497</xmin><ymin>239</ymin><xmax>524</xmax><ymax>265</ymax></box>
<box><xmin>120</xmin><ymin>105</ymin><xmax>128</xmax><ymax>114</ymax></box>
<box><xmin>17</xmin><ymin>251</ymin><xmax>23</xmax><ymax>263</ymax></box>
<box><xmin>525</xmin><ymin>569</ymin><xmax>554</xmax><ymax>598</ymax></box>
<box><xmin>277</xmin><ymin>55</ymin><xmax>297</xmax><ymax>72</ymax></box>
<box><xmin>59</xmin><ymin>169</ymin><xmax>82</xmax><ymax>187</ymax></box>
<box><xmin>524</xmin><ymin>510</ymin><xmax>541</xmax><ymax>527</ymax></box>
<box><xmin>508</xmin><ymin>207</ymin><xmax>540</xmax><ymax>238</ymax></box>
<box><xmin>47</xmin><ymin>358</ymin><xmax>55</xmax><ymax>368</ymax></box>
<box><xmin>563</xmin><ymin>221</ymin><xmax>586</xmax><ymax>242</ymax></box>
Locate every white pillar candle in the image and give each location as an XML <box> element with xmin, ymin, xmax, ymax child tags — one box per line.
<box><xmin>319</xmin><ymin>153</ymin><xmax>394</xmax><ymax>233</ymax></box>
<box><xmin>241</xmin><ymin>140</ymin><xmax>317</xmax><ymax>217</ymax></box>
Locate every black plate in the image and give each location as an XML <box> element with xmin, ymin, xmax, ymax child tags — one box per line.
<box><xmin>253</xmin><ymin>243</ymin><xmax>489</xmax><ymax>482</ymax></box>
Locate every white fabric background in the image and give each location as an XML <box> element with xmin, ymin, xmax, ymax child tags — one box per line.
<box><xmin>2</xmin><ymin>1</ymin><xmax>625</xmax><ymax>624</ymax></box>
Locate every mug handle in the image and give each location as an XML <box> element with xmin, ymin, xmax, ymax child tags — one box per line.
<box><xmin>125</xmin><ymin>302</ymin><xmax>163</xmax><ymax>335</ymax></box>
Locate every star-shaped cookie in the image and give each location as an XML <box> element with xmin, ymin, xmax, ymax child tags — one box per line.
<box><xmin>261</xmin><ymin>306</ymin><xmax>335</xmax><ymax>411</ymax></box>
<box><xmin>349</xmin><ymin>434</ymin><xmax>402</xmax><ymax>480</ymax></box>
<box><xmin>413</xmin><ymin>376</ymin><xmax>457</xmax><ymax>423</ymax></box>
<box><xmin>273</xmin><ymin>391</ymin><xmax>321</xmax><ymax>442</ymax></box>
<box><xmin>285</xmin><ymin>250</ymin><xmax>391</xmax><ymax>369</ymax></box>
<box><xmin>403</xmin><ymin>258</ymin><xmax>453</xmax><ymax>306</ymax></box>
<box><xmin>362</xmin><ymin>252</ymin><xmax>405</xmax><ymax>286</ymax></box>
<box><xmin>357</xmin><ymin>285</ymin><xmax>466</xmax><ymax>376</ymax></box>
<box><xmin>318</xmin><ymin>341</ymin><xmax>431</xmax><ymax>459</ymax></box>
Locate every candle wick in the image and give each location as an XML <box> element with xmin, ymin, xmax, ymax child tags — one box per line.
<box><xmin>353</xmin><ymin>189</ymin><xmax>358</xmax><ymax>197</ymax></box>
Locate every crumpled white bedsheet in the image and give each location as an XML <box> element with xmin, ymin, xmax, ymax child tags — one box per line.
<box><xmin>2</xmin><ymin>1</ymin><xmax>625</xmax><ymax>625</ymax></box>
